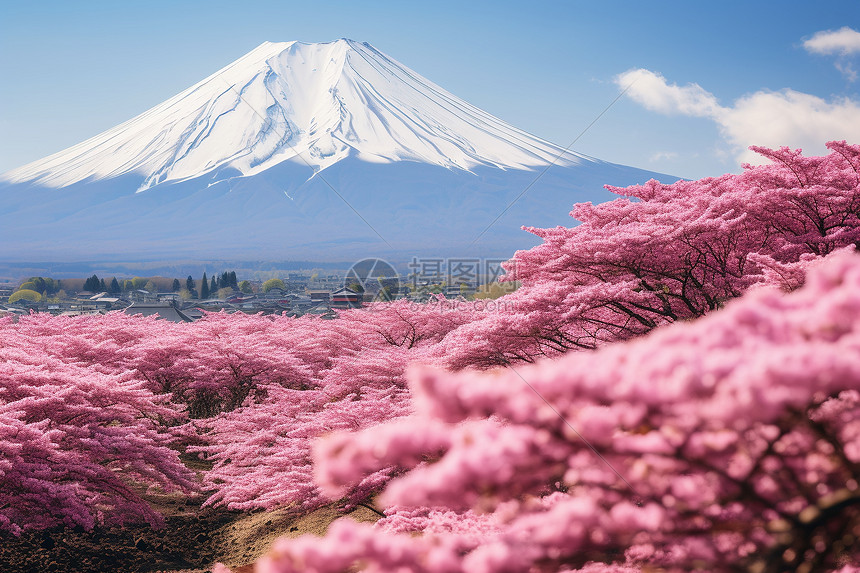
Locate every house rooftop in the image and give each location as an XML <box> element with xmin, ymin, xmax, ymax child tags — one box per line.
<box><xmin>124</xmin><ymin>302</ymin><xmax>194</xmax><ymax>323</ymax></box>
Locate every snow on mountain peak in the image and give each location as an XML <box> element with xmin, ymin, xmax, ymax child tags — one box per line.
<box><xmin>2</xmin><ymin>39</ymin><xmax>593</xmax><ymax>191</ymax></box>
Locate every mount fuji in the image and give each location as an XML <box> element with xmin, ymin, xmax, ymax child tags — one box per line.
<box><xmin>0</xmin><ymin>39</ymin><xmax>674</xmax><ymax>262</ymax></box>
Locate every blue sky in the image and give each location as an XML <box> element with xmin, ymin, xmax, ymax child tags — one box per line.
<box><xmin>1</xmin><ymin>0</ymin><xmax>859</xmax><ymax>179</ymax></box>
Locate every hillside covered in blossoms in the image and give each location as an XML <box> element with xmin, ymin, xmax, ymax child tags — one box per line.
<box><xmin>1</xmin><ymin>142</ymin><xmax>859</xmax><ymax>571</ymax></box>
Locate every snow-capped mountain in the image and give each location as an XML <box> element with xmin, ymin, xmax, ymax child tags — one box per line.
<box><xmin>0</xmin><ymin>39</ymin><xmax>674</xmax><ymax>261</ymax></box>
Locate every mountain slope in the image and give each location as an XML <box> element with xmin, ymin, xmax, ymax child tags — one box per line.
<box><xmin>0</xmin><ymin>39</ymin><xmax>675</xmax><ymax>261</ymax></box>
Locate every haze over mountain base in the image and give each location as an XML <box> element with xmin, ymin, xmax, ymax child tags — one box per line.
<box><xmin>0</xmin><ymin>158</ymin><xmax>670</xmax><ymax>262</ymax></box>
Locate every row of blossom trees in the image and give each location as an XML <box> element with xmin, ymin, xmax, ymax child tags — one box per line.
<box><xmin>0</xmin><ymin>298</ymin><xmax>484</xmax><ymax>531</ymax></box>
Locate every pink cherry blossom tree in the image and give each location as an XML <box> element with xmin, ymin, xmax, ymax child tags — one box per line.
<box><xmin>0</xmin><ymin>325</ymin><xmax>195</xmax><ymax>535</ymax></box>
<box><xmin>252</xmin><ymin>250</ymin><xmax>860</xmax><ymax>573</ymax></box>
<box><xmin>191</xmin><ymin>300</ymin><xmax>474</xmax><ymax>512</ymax></box>
<box><xmin>442</xmin><ymin>141</ymin><xmax>860</xmax><ymax>368</ymax></box>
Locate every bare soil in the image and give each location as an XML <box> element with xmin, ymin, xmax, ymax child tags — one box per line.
<box><xmin>0</xmin><ymin>489</ymin><xmax>379</xmax><ymax>573</ymax></box>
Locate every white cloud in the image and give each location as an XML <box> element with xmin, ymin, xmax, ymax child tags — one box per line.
<box><xmin>803</xmin><ymin>27</ymin><xmax>860</xmax><ymax>55</ymax></box>
<box><xmin>803</xmin><ymin>27</ymin><xmax>860</xmax><ymax>81</ymax></box>
<box><xmin>649</xmin><ymin>151</ymin><xmax>679</xmax><ymax>162</ymax></box>
<box><xmin>617</xmin><ymin>69</ymin><xmax>721</xmax><ymax>117</ymax></box>
<box><xmin>721</xmin><ymin>90</ymin><xmax>860</xmax><ymax>164</ymax></box>
<box><xmin>616</xmin><ymin>68</ymin><xmax>860</xmax><ymax>166</ymax></box>
<box><xmin>835</xmin><ymin>62</ymin><xmax>858</xmax><ymax>83</ymax></box>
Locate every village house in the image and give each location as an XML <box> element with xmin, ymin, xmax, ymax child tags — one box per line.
<box><xmin>330</xmin><ymin>286</ymin><xmax>362</xmax><ymax>308</ymax></box>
